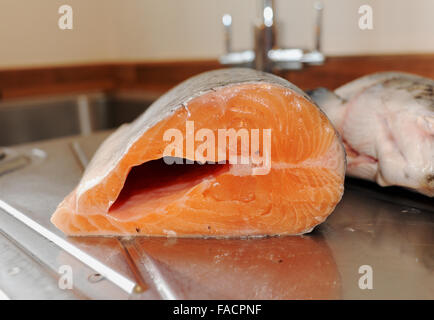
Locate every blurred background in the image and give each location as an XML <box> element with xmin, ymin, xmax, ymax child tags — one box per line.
<box><xmin>0</xmin><ymin>0</ymin><xmax>433</xmax><ymax>146</ymax></box>
<box><xmin>1</xmin><ymin>0</ymin><xmax>434</xmax><ymax>67</ymax></box>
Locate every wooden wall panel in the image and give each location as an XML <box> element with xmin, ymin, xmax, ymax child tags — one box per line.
<box><xmin>277</xmin><ymin>54</ymin><xmax>434</xmax><ymax>90</ymax></box>
<box><xmin>0</xmin><ymin>64</ymin><xmax>115</xmax><ymax>100</ymax></box>
<box><xmin>0</xmin><ymin>55</ymin><xmax>433</xmax><ymax>100</ymax></box>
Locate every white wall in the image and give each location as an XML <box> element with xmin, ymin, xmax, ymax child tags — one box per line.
<box><xmin>1</xmin><ymin>0</ymin><xmax>433</xmax><ymax>68</ymax></box>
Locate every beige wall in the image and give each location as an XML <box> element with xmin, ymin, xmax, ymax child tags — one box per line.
<box><xmin>1</xmin><ymin>0</ymin><xmax>433</xmax><ymax>68</ymax></box>
<box><xmin>0</xmin><ymin>0</ymin><xmax>115</xmax><ymax>68</ymax></box>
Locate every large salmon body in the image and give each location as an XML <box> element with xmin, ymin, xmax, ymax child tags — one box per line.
<box><xmin>309</xmin><ymin>72</ymin><xmax>434</xmax><ymax>197</ymax></box>
<box><xmin>51</xmin><ymin>68</ymin><xmax>346</xmax><ymax>237</ymax></box>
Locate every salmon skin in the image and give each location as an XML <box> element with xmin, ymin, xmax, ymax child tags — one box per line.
<box><xmin>51</xmin><ymin>68</ymin><xmax>346</xmax><ymax>237</ymax></box>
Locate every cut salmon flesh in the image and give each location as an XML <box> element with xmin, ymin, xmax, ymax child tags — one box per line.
<box><xmin>51</xmin><ymin>69</ymin><xmax>346</xmax><ymax>237</ymax></box>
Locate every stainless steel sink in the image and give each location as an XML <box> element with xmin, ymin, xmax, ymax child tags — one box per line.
<box><xmin>0</xmin><ymin>92</ymin><xmax>158</xmax><ymax>146</ymax></box>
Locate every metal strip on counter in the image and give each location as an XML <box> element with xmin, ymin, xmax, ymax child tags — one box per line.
<box><xmin>0</xmin><ymin>289</ymin><xmax>10</xmax><ymax>300</ymax></box>
<box><xmin>0</xmin><ymin>199</ymin><xmax>136</xmax><ymax>294</ymax></box>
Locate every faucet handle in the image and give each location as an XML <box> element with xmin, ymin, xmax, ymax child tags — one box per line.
<box><xmin>219</xmin><ymin>13</ymin><xmax>254</xmax><ymax>66</ymax></box>
<box><xmin>222</xmin><ymin>14</ymin><xmax>233</xmax><ymax>54</ymax></box>
<box><xmin>301</xmin><ymin>1</ymin><xmax>325</xmax><ymax>65</ymax></box>
<box><xmin>313</xmin><ymin>1</ymin><xmax>324</xmax><ymax>53</ymax></box>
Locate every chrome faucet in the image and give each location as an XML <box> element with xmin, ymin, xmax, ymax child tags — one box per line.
<box><xmin>219</xmin><ymin>0</ymin><xmax>325</xmax><ymax>72</ymax></box>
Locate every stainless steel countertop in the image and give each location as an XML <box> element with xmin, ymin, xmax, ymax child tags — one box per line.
<box><xmin>0</xmin><ymin>131</ymin><xmax>433</xmax><ymax>299</ymax></box>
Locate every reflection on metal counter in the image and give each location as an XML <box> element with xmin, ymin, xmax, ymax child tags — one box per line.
<box><xmin>0</xmin><ymin>132</ymin><xmax>432</xmax><ymax>299</ymax></box>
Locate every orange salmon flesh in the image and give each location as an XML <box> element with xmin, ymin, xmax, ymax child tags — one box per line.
<box><xmin>51</xmin><ymin>73</ymin><xmax>346</xmax><ymax>237</ymax></box>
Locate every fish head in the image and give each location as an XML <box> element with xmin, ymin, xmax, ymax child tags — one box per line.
<box><xmin>376</xmin><ymin>86</ymin><xmax>434</xmax><ymax>197</ymax></box>
<box><xmin>413</xmin><ymin>114</ymin><xmax>434</xmax><ymax>196</ymax></box>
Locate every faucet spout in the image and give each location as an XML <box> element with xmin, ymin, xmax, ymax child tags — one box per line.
<box><xmin>219</xmin><ymin>1</ymin><xmax>326</xmax><ymax>72</ymax></box>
